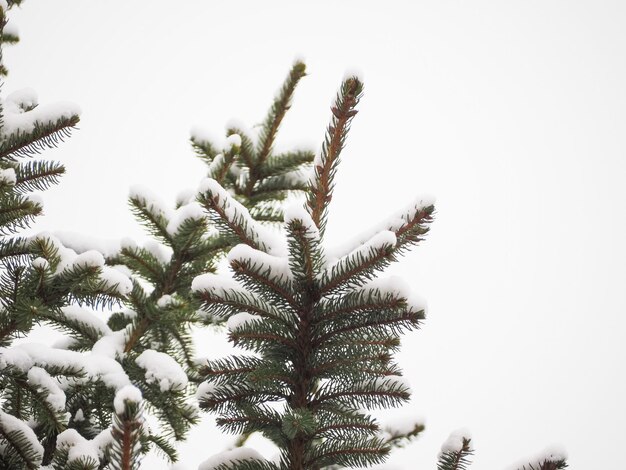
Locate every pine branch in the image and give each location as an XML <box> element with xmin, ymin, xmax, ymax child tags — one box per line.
<box><xmin>0</xmin><ymin>410</ymin><xmax>44</xmax><ymax>469</ymax></box>
<box><xmin>0</xmin><ymin>115</ymin><xmax>79</xmax><ymax>160</ymax></box>
<box><xmin>257</xmin><ymin>150</ymin><xmax>314</xmax><ymax>179</ymax></box>
<box><xmin>306</xmin><ymin>75</ymin><xmax>363</xmax><ymax>235</ymax></box>
<box><xmin>255</xmin><ymin>61</ymin><xmax>306</xmax><ymax>167</ymax></box>
<box><xmin>511</xmin><ymin>448</ymin><xmax>569</xmax><ymax>470</ymax></box>
<box><xmin>108</xmin><ymin>386</ymin><xmax>145</xmax><ymax>470</ymax></box>
<box><xmin>198</xmin><ymin>178</ymin><xmax>268</xmax><ymax>252</ymax></box>
<box><xmin>13</xmin><ymin>160</ymin><xmax>65</xmax><ymax>193</ymax></box>
<box><xmin>381</xmin><ymin>420</ymin><xmax>425</xmax><ymax>449</ymax></box>
<box><xmin>437</xmin><ymin>432</ymin><xmax>473</xmax><ymax>470</ymax></box>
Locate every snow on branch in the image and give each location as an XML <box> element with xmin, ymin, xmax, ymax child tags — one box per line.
<box><xmin>198</xmin><ymin>447</ymin><xmax>269</xmax><ymax>470</ymax></box>
<box><xmin>506</xmin><ymin>446</ymin><xmax>569</xmax><ymax>470</ymax></box>
<box><xmin>318</xmin><ymin>230</ymin><xmax>397</xmax><ymax>294</ymax></box>
<box><xmin>197</xmin><ymin>178</ymin><xmax>285</xmax><ymax>255</ymax></box>
<box><xmin>55</xmin><ymin>428</ymin><xmax>101</xmax><ymax>467</ymax></box>
<box><xmin>1</xmin><ymin>89</ymin><xmax>80</xmax><ymax>135</ymax></box>
<box><xmin>0</xmin><ymin>89</ymin><xmax>81</xmax><ymax>159</ymax></box>
<box><xmin>135</xmin><ymin>349</ymin><xmax>188</xmax><ymax>392</ymax></box>
<box><xmin>437</xmin><ymin>429</ymin><xmax>473</xmax><ymax>470</ymax></box>
<box><xmin>327</xmin><ymin>194</ymin><xmax>435</xmax><ymax>262</ymax></box>
<box><xmin>0</xmin><ymin>410</ymin><xmax>44</xmax><ymax>467</ymax></box>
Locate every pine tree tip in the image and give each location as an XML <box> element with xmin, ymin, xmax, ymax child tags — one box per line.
<box><xmin>292</xmin><ymin>60</ymin><xmax>307</xmax><ymax>75</ymax></box>
<box><xmin>343</xmin><ymin>67</ymin><xmax>365</xmax><ymax>86</ymax></box>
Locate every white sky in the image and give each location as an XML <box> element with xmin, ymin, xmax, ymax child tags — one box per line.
<box><xmin>4</xmin><ymin>1</ymin><xmax>626</xmax><ymax>469</ymax></box>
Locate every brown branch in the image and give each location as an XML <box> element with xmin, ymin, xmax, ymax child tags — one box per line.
<box><xmin>307</xmin><ymin>77</ymin><xmax>362</xmax><ymax>234</ymax></box>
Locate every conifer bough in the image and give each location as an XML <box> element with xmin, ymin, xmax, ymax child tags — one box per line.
<box><xmin>0</xmin><ymin>1</ymin><xmax>571</xmax><ymax>467</ymax></box>
<box><xmin>194</xmin><ymin>72</ymin><xmax>435</xmax><ymax>469</ymax></box>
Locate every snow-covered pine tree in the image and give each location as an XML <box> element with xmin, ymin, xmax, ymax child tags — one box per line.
<box><xmin>0</xmin><ymin>2</ymin><xmax>570</xmax><ymax>467</ymax></box>
<box><xmin>1</xmin><ymin>9</ymin><xmax>313</xmax><ymax>462</ymax></box>
<box><xmin>193</xmin><ymin>74</ymin><xmax>433</xmax><ymax>469</ymax></box>
<box><xmin>0</xmin><ymin>3</ymin><xmax>139</xmax><ymax>468</ymax></box>
<box><xmin>78</xmin><ymin>60</ymin><xmax>315</xmax><ymax>466</ymax></box>
<box><xmin>193</xmin><ymin>75</ymin><xmax>570</xmax><ymax>470</ymax></box>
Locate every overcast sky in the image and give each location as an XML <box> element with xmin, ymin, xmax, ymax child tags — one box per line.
<box><xmin>4</xmin><ymin>1</ymin><xmax>626</xmax><ymax>469</ymax></box>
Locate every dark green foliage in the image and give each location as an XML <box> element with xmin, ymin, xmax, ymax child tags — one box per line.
<box><xmin>513</xmin><ymin>458</ymin><xmax>569</xmax><ymax>470</ymax></box>
<box><xmin>13</xmin><ymin>160</ymin><xmax>66</xmax><ymax>193</ymax></box>
<box><xmin>195</xmin><ymin>75</ymin><xmax>434</xmax><ymax>469</ymax></box>
<box><xmin>192</xmin><ymin>60</ymin><xmax>314</xmax><ymax>223</ymax></box>
<box><xmin>436</xmin><ymin>437</ymin><xmax>473</xmax><ymax>470</ymax></box>
<box><xmin>0</xmin><ymin>115</ymin><xmax>79</xmax><ymax>160</ymax></box>
<box><xmin>0</xmin><ymin>3</ymin><xmax>129</xmax><ymax>467</ymax></box>
<box><xmin>71</xmin><ymin>60</ymin><xmax>323</xmax><ymax>466</ymax></box>
<box><xmin>0</xmin><ymin>2</ymin><xmax>571</xmax><ymax>467</ymax></box>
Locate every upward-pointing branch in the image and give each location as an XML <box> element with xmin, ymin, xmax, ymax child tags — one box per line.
<box><xmin>256</xmin><ymin>61</ymin><xmax>307</xmax><ymax>166</ymax></box>
<box><xmin>244</xmin><ymin>60</ymin><xmax>307</xmax><ymax>196</ymax></box>
<box><xmin>306</xmin><ymin>76</ymin><xmax>363</xmax><ymax>236</ymax></box>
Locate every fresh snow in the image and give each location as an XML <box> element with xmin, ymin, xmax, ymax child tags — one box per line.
<box><xmin>128</xmin><ymin>185</ymin><xmax>173</xmax><ymax>221</ymax></box>
<box><xmin>91</xmin><ymin>329</ymin><xmax>127</xmax><ymax>359</ymax></box>
<box><xmin>284</xmin><ymin>202</ymin><xmax>317</xmax><ymax>230</ymax></box>
<box><xmin>440</xmin><ymin>428</ymin><xmax>472</xmax><ymax>454</ymax></box>
<box><xmin>190</xmin><ymin>126</ymin><xmax>219</xmax><ymax>146</ymax></box>
<box><xmin>113</xmin><ymin>385</ymin><xmax>143</xmax><ymax>415</ymax></box>
<box><xmin>5</xmin><ymin>88</ymin><xmax>37</xmax><ymax>110</ymax></box>
<box><xmin>144</xmin><ymin>240</ymin><xmax>173</xmax><ymax>264</ymax></box>
<box><xmin>27</xmin><ymin>366</ymin><xmax>67</xmax><ymax>414</ymax></box>
<box><xmin>156</xmin><ymin>294</ymin><xmax>174</xmax><ymax>308</ymax></box>
<box><xmin>0</xmin><ymin>411</ymin><xmax>44</xmax><ymax>465</ymax></box>
<box><xmin>326</xmin><ymin>195</ymin><xmax>436</xmax><ymax>261</ymax></box>
<box><xmin>69</xmin><ymin>250</ymin><xmax>105</xmax><ymax>269</ymax></box>
<box><xmin>99</xmin><ymin>265</ymin><xmax>133</xmax><ymax>295</ymax></box>
<box><xmin>504</xmin><ymin>445</ymin><xmax>568</xmax><ymax>470</ymax></box>
<box><xmin>166</xmin><ymin>201</ymin><xmax>206</xmax><ymax>235</ymax></box>
<box><xmin>176</xmin><ymin>188</ymin><xmax>196</xmax><ymax>206</ymax></box>
<box><xmin>198</xmin><ymin>447</ymin><xmax>264</xmax><ymax>470</ymax></box>
<box><xmin>0</xmin><ymin>168</ymin><xmax>16</xmax><ymax>185</ymax></box>
<box><xmin>226</xmin><ymin>312</ymin><xmax>260</xmax><ymax>332</ymax></box>
<box><xmin>0</xmin><ymin>341</ymin><xmax>131</xmax><ymax>391</ymax></box>
<box><xmin>59</xmin><ymin>305</ymin><xmax>112</xmax><ymax>337</ymax></box>
<box><xmin>55</xmin><ymin>231</ymin><xmax>122</xmax><ymax>258</ymax></box>
<box><xmin>319</xmin><ymin>230</ymin><xmax>397</xmax><ymax>283</ymax></box>
<box><xmin>1</xmin><ymin>92</ymin><xmax>80</xmax><ymax>136</ymax></box>
<box><xmin>135</xmin><ymin>350</ymin><xmax>188</xmax><ymax>392</ymax></box>
<box><xmin>206</xmin><ymin>153</ymin><xmax>226</xmax><ymax>179</ymax></box>
<box><xmin>224</xmin><ymin>133</ymin><xmax>241</xmax><ymax>149</ymax></box>
<box><xmin>191</xmin><ymin>272</ymin><xmax>242</xmax><ymax>295</ymax></box>
<box><xmin>227</xmin><ymin>243</ymin><xmax>292</xmax><ymax>281</ymax></box>
<box><xmin>120</xmin><ymin>237</ymin><xmax>138</xmax><ymax>250</ymax></box>
<box><xmin>56</xmin><ymin>428</ymin><xmax>100</xmax><ymax>464</ymax></box>
<box><xmin>197</xmin><ymin>178</ymin><xmax>287</xmax><ymax>256</ymax></box>
<box><xmin>73</xmin><ymin>409</ymin><xmax>85</xmax><ymax>422</ymax></box>
<box><xmin>31</xmin><ymin>257</ymin><xmax>49</xmax><ymax>270</ymax></box>
<box><xmin>195</xmin><ymin>382</ymin><xmax>214</xmax><ymax>401</ymax></box>
<box><xmin>363</xmin><ymin>276</ymin><xmax>427</xmax><ymax>313</ymax></box>
<box><xmin>224</xmin><ymin>118</ymin><xmax>253</xmax><ymax>138</ymax></box>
